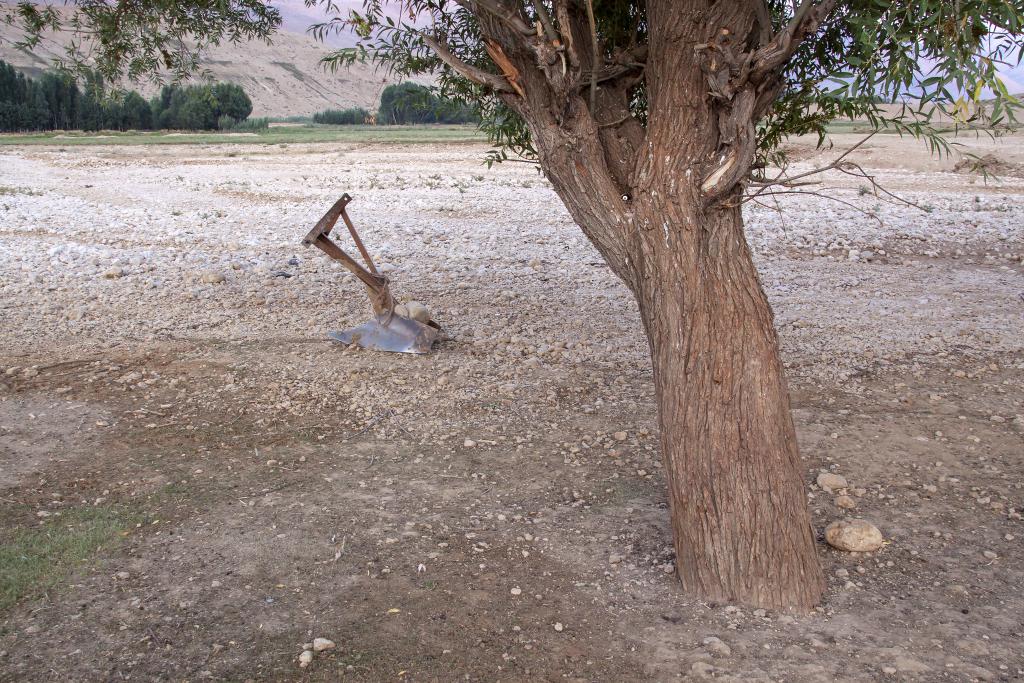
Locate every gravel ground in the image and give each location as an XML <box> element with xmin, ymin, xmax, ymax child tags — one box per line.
<box><xmin>0</xmin><ymin>134</ymin><xmax>1022</xmax><ymax>682</ymax></box>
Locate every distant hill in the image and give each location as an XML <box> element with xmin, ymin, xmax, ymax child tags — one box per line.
<box><xmin>0</xmin><ymin>7</ymin><xmax>419</xmax><ymax>118</ymax></box>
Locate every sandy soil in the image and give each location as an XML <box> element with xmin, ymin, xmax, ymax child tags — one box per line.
<box><xmin>0</xmin><ymin>133</ymin><xmax>1022</xmax><ymax>682</ymax></box>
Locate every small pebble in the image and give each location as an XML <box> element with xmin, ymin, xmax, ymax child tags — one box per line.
<box><xmin>834</xmin><ymin>495</ymin><xmax>856</xmax><ymax>509</ymax></box>
<box><xmin>702</xmin><ymin>636</ymin><xmax>732</xmax><ymax>657</ymax></box>
<box><xmin>199</xmin><ymin>270</ymin><xmax>226</xmax><ymax>284</ymax></box>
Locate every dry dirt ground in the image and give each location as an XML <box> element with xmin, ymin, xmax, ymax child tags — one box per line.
<box><xmin>0</xmin><ymin>133</ymin><xmax>1023</xmax><ymax>682</ymax></box>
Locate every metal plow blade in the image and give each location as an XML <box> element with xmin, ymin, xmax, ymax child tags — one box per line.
<box><xmin>328</xmin><ymin>313</ymin><xmax>441</xmax><ymax>355</ymax></box>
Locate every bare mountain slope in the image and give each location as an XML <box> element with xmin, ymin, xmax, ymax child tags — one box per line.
<box><xmin>0</xmin><ymin>21</ymin><xmax>407</xmax><ymax>117</ymax></box>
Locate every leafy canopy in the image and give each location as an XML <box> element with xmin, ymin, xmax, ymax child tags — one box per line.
<box><xmin>314</xmin><ymin>0</ymin><xmax>1024</xmax><ymax>164</ymax></box>
<box><xmin>5</xmin><ymin>0</ymin><xmax>1023</xmax><ymax>164</ymax></box>
<box><xmin>3</xmin><ymin>0</ymin><xmax>280</xmax><ymax>82</ymax></box>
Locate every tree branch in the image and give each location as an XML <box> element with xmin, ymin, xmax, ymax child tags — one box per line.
<box><xmin>743</xmin><ymin>132</ymin><xmax>930</xmax><ymax>214</ymax></box>
<box><xmin>750</xmin><ymin>0</ymin><xmax>773</xmax><ymax>46</ymax></box>
<box><xmin>746</xmin><ymin>132</ymin><xmax>874</xmax><ymax>201</ymax></box>
<box><xmin>577</xmin><ymin>48</ymin><xmax>646</xmax><ymax>92</ymax></box>
<box><xmin>740</xmin><ymin>187</ymin><xmax>884</xmax><ymax>225</ymax></box>
<box><xmin>701</xmin><ymin>88</ymin><xmax>758</xmax><ymax>201</ymax></box>
<box><xmin>750</xmin><ymin>0</ymin><xmax>838</xmax><ymax>81</ymax></box>
<box><xmin>551</xmin><ymin>0</ymin><xmax>581</xmax><ymax>72</ymax></box>
<box><xmin>454</xmin><ymin>0</ymin><xmax>533</xmax><ymax>36</ymax></box>
<box><xmin>421</xmin><ymin>33</ymin><xmax>516</xmax><ymax>94</ymax></box>
<box><xmin>583</xmin><ymin>0</ymin><xmax>599</xmax><ymax>111</ymax></box>
<box><xmin>532</xmin><ymin>0</ymin><xmax>559</xmax><ymax>44</ymax></box>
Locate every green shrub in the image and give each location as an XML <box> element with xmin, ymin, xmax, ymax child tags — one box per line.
<box><xmin>377</xmin><ymin>82</ymin><xmax>478</xmax><ymax>125</ymax></box>
<box><xmin>313</xmin><ymin>107</ymin><xmax>370</xmax><ymax>125</ymax></box>
<box><xmin>150</xmin><ymin>82</ymin><xmax>254</xmax><ymax>131</ymax></box>
<box><xmin>228</xmin><ymin>116</ymin><xmax>269</xmax><ymax>131</ymax></box>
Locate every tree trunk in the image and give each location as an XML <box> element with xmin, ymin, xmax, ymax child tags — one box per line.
<box><xmin>487</xmin><ymin>0</ymin><xmax>825</xmax><ymax>608</ymax></box>
<box><xmin>631</xmin><ymin>198</ymin><xmax>825</xmax><ymax>610</ymax></box>
<box><xmin>532</xmin><ymin>118</ymin><xmax>825</xmax><ymax>609</ymax></box>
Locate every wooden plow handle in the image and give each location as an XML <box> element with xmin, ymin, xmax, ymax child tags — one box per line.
<box><xmin>301</xmin><ymin>194</ymin><xmax>395</xmax><ymax>314</ymax></box>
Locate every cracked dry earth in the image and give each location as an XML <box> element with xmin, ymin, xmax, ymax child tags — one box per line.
<box><xmin>0</xmin><ymin>133</ymin><xmax>1022</xmax><ymax>682</ymax></box>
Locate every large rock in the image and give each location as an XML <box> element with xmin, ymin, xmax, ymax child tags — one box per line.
<box><xmin>816</xmin><ymin>472</ymin><xmax>849</xmax><ymax>492</ymax></box>
<box><xmin>825</xmin><ymin>519</ymin><xmax>883</xmax><ymax>552</ymax></box>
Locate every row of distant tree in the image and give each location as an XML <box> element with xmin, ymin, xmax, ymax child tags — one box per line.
<box><xmin>313</xmin><ymin>82</ymin><xmax>478</xmax><ymax>126</ymax></box>
<box><xmin>2</xmin><ymin>61</ymin><xmax>474</xmax><ymax>133</ymax></box>
<box><xmin>0</xmin><ymin>59</ymin><xmax>255</xmax><ymax>133</ymax></box>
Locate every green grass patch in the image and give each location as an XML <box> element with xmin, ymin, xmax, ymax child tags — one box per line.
<box><xmin>0</xmin><ymin>506</ymin><xmax>135</xmax><ymax>611</ymax></box>
<box><xmin>0</xmin><ymin>124</ymin><xmax>486</xmax><ymax>147</ymax></box>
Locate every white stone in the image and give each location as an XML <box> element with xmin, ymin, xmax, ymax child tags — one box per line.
<box><xmin>825</xmin><ymin>519</ymin><xmax>884</xmax><ymax>552</ymax></box>
<box><xmin>816</xmin><ymin>472</ymin><xmax>848</xmax><ymax>492</ymax></box>
<box><xmin>313</xmin><ymin>638</ymin><xmax>335</xmax><ymax>652</ymax></box>
<box><xmin>405</xmin><ymin>300</ymin><xmax>430</xmax><ymax>323</ymax></box>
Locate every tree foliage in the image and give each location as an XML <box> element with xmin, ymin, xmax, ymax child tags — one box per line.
<box><xmin>0</xmin><ymin>60</ymin><xmax>151</xmax><ymax>131</ymax></box>
<box><xmin>5</xmin><ymin>1</ymin><xmax>1022</xmax><ymax>165</ymax></box>
<box><xmin>0</xmin><ymin>59</ymin><xmax>255</xmax><ymax>133</ymax></box>
<box><xmin>2</xmin><ymin>0</ymin><xmax>280</xmax><ymax>84</ymax></box>
<box><xmin>313</xmin><ymin>107</ymin><xmax>372</xmax><ymax>124</ymax></box>
<box><xmin>377</xmin><ymin>82</ymin><xmax>479</xmax><ymax>124</ymax></box>
<box><xmin>307</xmin><ymin>0</ymin><xmax>1023</xmax><ymax>170</ymax></box>
<box><xmin>0</xmin><ymin>60</ymin><xmax>48</xmax><ymax>131</ymax></box>
<box><xmin>151</xmin><ymin>82</ymin><xmax>253</xmax><ymax>130</ymax></box>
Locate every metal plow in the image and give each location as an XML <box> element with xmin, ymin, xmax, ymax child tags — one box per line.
<box><xmin>302</xmin><ymin>194</ymin><xmax>441</xmax><ymax>354</ymax></box>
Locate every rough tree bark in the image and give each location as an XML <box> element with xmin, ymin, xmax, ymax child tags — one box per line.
<box><xmin>635</xmin><ymin>200</ymin><xmax>823</xmax><ymax>609</ymax></box>
<box><xmin>432</xmin><ymin>0</ymin><xmax>833</xmax><ymax>609</ymax></box>
<box><xmin>541</xmin><ymin>140</ymin><xmax>824</xmax><ymax>610</ymax></box>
